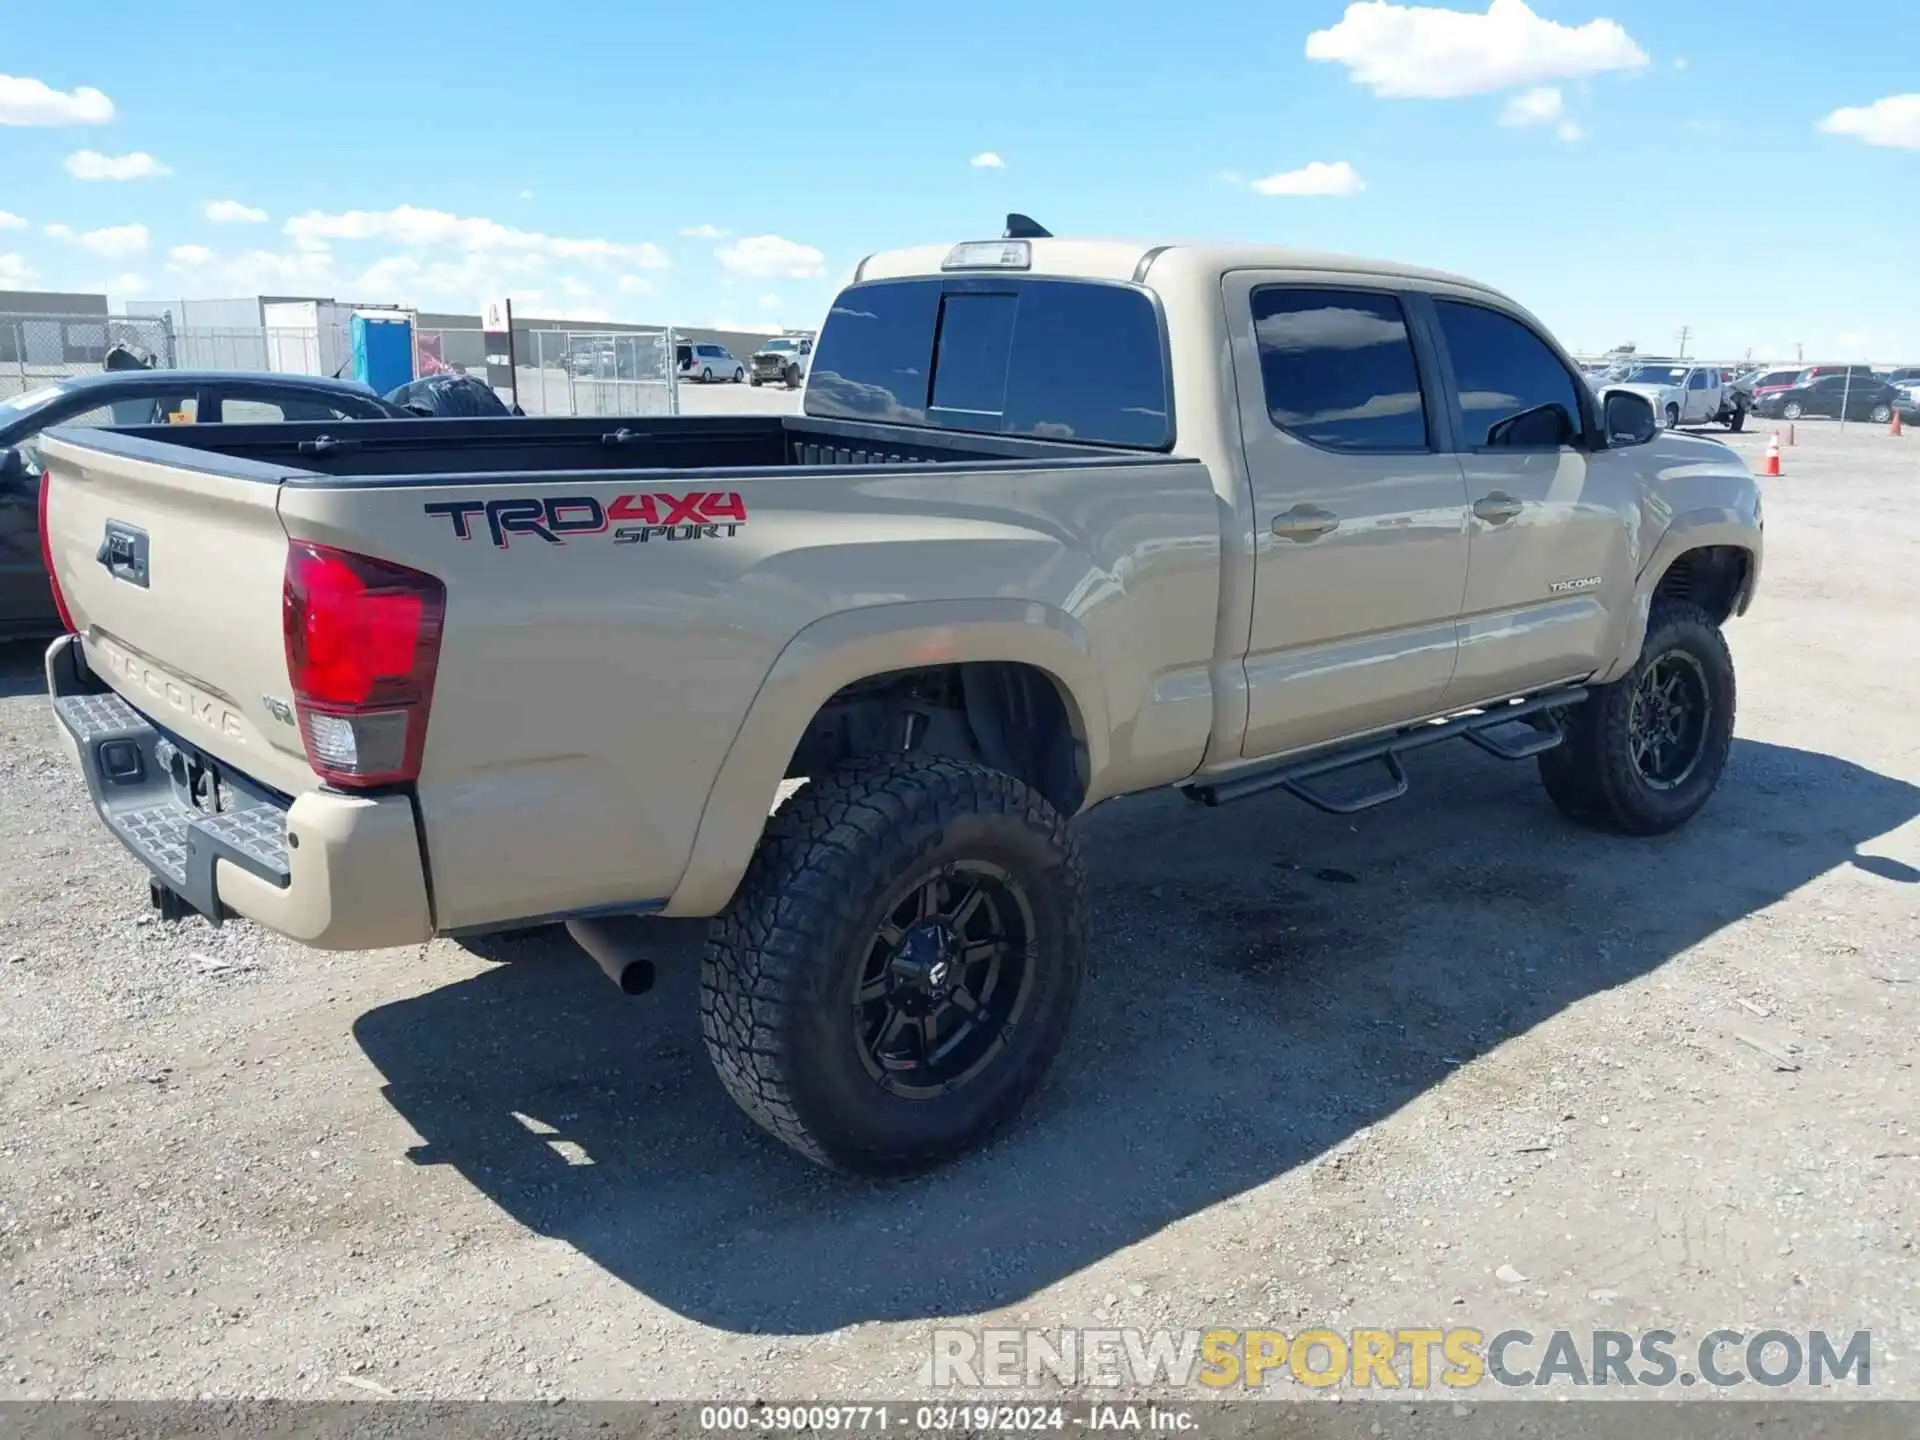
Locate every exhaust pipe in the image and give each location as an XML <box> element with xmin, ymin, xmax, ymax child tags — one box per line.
<box><xmin>565</xmin><ymin>914</ymin><xmax>657</xmax><ymax>996</ymax></box>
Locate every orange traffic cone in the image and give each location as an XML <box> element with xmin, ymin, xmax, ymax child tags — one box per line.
<box><xmin>1893</xmin><ymin>408</ymin><xmax>1905</xmax><ymax>437</ymax></box>
<box><xmin>1760</xmin><ymin>433</ymin><xmax>1782</xmax><ymax>476</ymax></box>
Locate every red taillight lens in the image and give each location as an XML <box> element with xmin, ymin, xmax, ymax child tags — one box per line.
<box><xmin>282</xmin><ymin>541</ymin><xmax>445</xmax><ymax>788</ymax></box>
<box><xmin>36</xmin><ymin>472</ymin><xmax>76</xmax><ymax>633</ymax></box>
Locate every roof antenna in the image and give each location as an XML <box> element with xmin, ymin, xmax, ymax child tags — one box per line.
<box><xmin>1004</xmin><ymin>213</ymin><xmax>1051</xmax><ymax>239</ymax></box>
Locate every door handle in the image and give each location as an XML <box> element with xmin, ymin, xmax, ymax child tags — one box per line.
<box><xmin>1473</xmin><ymin>492</ymin><xmax>1524</xmax><ymax>525</ymax></box>
<box><xmin>1273</xmin><ymin>505</ymin><xmax>1339</xmax><ymax>541</ymax></box>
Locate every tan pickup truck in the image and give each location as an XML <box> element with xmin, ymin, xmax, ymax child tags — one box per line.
<box><xmin>35</xmin><ymin>220</ymin><xmax>1762</xmax><ymax>1175</ymax></box>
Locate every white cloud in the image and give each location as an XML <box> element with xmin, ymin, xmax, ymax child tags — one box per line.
<box><xmin>616</xmin><ymin>274</ymin><xmax>655</xmax><ymax>295</ymax></box>
<box><xmin>518</xmin><ymin>189</ymin><xmax>534</xmax><ymax>201</ymax></box>
<box><xmin>716</xmin><ymin>234</ymin><xmax>826</xmax><ymax>279</ymax></box>
<box><xmin>1249</xmin><ymin>160</ymin><xmax>1366</xmax><ymax>196</ymax></box>
<box><xmin>65</xmin><ymin>150</ymin><xmax>172</xmax><ymax>181</ymax></box>
<box><xmin>970</xmin><ymin>151</ymin><xmax>1006</xmax><ymax>169</ymax></box>
<box><xmin>0</xmin><ymin>74</ymin><xmax>114</xmax><ymax>126</ymax></box>
<box><xmin>1818</xmin><ymin>94</ymin><xmax>1920</xmax><ymax>150</ymax></box>
<box><xmin>167</xmin><ymin>243</ymin><xmax>215</xmax><ymax>267</ymax></box>
<box><xmin>1305</xmin><ymin>0</ymin><xmax>1649</xmax><ymax>99</ymax></box>
<box><xmin>282</xmin><ymin>204</ymin><xmax>669</xmax><ymax>268</ymax></box>
<box><xmin>106</xmin><ymin>272</ymin><xmax>148</xmax><ymax>296</ymax></box>
<box><xmin>680</xmin><ymin>223</ymin><xmax>728</xmax><ymax>238</ymax></box>
<box><xmin>44</xmin><ymin>223</ymin><xmax>150</xmax><ymax>259</ymax></box>
<box><xmin>0</xmin><ymin>254</ymin><xmax>36</xmax><ymax>287</ymax></box>
<box><xmin>1673</xmin><ymin>56</ymin><xmax>1689</xmax><ymax>70</ymax></box>
<box><xmin>1500</xmin><ymin>85</ymin><xmax>1563</xmax><ymax>126</ymax></box>
<box><xmin>759</xmin><ymin>293</ymin><xmax>781</xmax><ymax>310</ymax></box>
<box><xmin>1557</xmin><ymin>120</ymin><xmax>1585</xmax><ymax>143</ymax></box>
<box><xmin>1215</xmin><ymin>169</ymin><xmax>1246</xmax><ymax>186</ymax></box>
<box><xmin>559</xmin><ymin>275</ymin><xmax>595</xmax><ymax>298</ymax></box>
<box><xmin>204</xmin><ymin>198</ymin><xmax>267</xmax><ymax>223</ymax></box>
<box><xmin>0</xmin><ymin>211</ymin><xmax>25</xmax><ymax>230</ymax></box>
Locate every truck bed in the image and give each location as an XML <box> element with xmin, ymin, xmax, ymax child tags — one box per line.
<box><xmin>68</xmin><ymin>411</ymin><xmax>1155</xmax><ymax>482</ymax></box>
<box><xmin>39</xmin><ymin>407</ymin><xmax>1222</xmax><ymax>939</ymax></box>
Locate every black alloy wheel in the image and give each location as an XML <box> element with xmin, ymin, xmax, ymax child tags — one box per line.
<box><xmin>852</xmin><ymin>861</ymin><xmax>1037</xmax><ymax>1099</ymax></box>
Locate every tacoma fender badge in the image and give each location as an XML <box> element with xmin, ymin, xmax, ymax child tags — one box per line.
<box><xmin>1549</xmin><ymin>576</ymin><xmax>1602</xmax><ymax>594</ymax></box>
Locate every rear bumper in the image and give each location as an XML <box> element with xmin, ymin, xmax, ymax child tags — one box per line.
<box><xmin>47</xmin><ymin>635</ymin><xmax>433</xmax><ymax>951</ymax></box>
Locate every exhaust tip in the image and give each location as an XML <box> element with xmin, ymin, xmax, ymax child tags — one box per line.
<box><xmin>566</xmin><ymin>915</ymin><xmax>658</xmax><ymax>998</ymax></box>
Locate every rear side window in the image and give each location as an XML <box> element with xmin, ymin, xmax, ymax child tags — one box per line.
<box><xmin>1250</xmin><ymin>287</ymin><xmax>1430</xmax><ymax>452</ymax></box>
<box><xmin>1433</xmin><ymin>299</ymin><xmax>1583</xmax><ymax>449</ymax></box>
<box><xmin>806</xmin><ymin>277</ymin><xmax>1172</xmax><ymax>448</ymax></box>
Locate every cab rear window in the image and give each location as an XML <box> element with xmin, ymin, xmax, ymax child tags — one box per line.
<box><xmin>804</xmin><ymin>277</ymin><xmax>1172</xmax><ymax>449</ymax></box>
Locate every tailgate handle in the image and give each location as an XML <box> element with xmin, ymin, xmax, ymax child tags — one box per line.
<box><xmin>297</xmin><ymin>435</ymin><xmax>362</xmax><ymax>456</ymax></box>
<box><xmin>601</xmin><ymin>427</ymin><xmax>642</xmax><ymax>446</ymax></box>
<box><xmin>96</xmin><ymin>520</ymin><xmax>150</xmax><ymax>588</ymax></box>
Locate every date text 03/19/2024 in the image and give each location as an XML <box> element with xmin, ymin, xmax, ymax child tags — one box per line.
<box><xmin>697</xmin><ymin>1404</ymin><xmax>1197</xmax><ymax>1433</ymax></box>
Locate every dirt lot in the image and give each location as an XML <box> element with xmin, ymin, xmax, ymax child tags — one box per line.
<box><xmin>0</xmin><ymin>418</ymin><xmax>1914</xmax><ymax>1403</ymax></box>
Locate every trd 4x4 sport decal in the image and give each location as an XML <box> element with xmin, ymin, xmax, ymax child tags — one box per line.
<box><xmin>423</xmin><ymin>492</ymin><xmax>749</xmax><ymax>549</ymax></box>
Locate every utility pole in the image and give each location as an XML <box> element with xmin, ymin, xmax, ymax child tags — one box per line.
<box><xmin>1675</xmin><ymin>325</ymin><xmax>1692</xmax><ymax>359</ymax></box>
<box><xmin>1796</xmin><ymin>341</ymin><xmax>1804</xmax><ymax>364</ymax></box>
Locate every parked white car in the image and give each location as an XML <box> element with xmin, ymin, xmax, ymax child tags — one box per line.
<box><xmin>1612</xmin><ymin>362</ymin><xmax>1748</xmax><ymax>431</ymax></box>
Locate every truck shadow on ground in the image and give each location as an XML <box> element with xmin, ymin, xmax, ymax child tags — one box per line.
<box><xmin>0</xmin><ymin>642</ymin><xmax>51</xmax><ymax>699</ymax></box>
<box><xmin>352</xmin><ymin>737</ymin><xmax>1917</xmax><ymax>1336</ymax></box>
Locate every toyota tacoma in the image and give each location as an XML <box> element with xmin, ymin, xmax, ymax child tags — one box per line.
<box><xmin>35</xmin><ymin>219</ymin><xmax>1763</xmax><ymax>1176</ymax></box>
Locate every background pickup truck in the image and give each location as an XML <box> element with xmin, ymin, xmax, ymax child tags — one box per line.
<box><xmin>1608</xmin><ymin>360</ymin><xmax>1750</xmax><ymax>431</ymax></box>
<box><xmin>36</xmin><ymin>222</ymin><xmax>1763</xmax><ymax>1176</ymax></box>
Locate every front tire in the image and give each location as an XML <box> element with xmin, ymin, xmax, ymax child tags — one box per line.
<box><xmin>784</xmin><ymin>363</ymin><xmax>801</xmax><ymax>389</ymax></box>
<box><xmin>1783</xmin><ymin>401</ymin><xmax>1804</xmax><ymax>420</ymax></box>
<box><xmin>1869</xmin><ymin>403</ymin><xmax>1892</xmax><ymax>424</ymax></box>
<box><xmin>1726</xmin><ymin>406</ymin><xmax>1745</xmax><ymax>432</ymax></box>
<box><xmin>733</xmin><ymin>366</ymin><xmax>745</xmax><ymax>384</ymax></box>
<box><xmin>1538</xmin><ymin>602</ymin><xmax>1736</xmax><ymax>836</ymax></box>
<box><xmin>1665</xmin><ymin>403</ymin><xmax>1681</xmax><ymax>429</ymax></box>
<box><xmin>701</xmin><ymin>756</ymin><xmax>1089</xmax><ymax>1176</ymax></box>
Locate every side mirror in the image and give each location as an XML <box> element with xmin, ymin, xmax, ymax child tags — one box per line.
<box><xmin>1485</xmin><ymin>402</ymin><xmax>1576</xmax><ymax>449</ymax></box>
<box><xmin>1602</xmin><ymin>389</ymin><xmax>1658</xmax><ymax>446</ymax></box>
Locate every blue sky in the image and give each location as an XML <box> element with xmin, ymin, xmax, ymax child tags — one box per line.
<box><xmin>2</xmin><ymin>0</ymin><xmax>1916</xmax><ymax>358</ymax></box>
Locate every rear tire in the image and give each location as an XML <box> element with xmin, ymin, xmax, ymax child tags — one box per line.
<box><xmin>1869</xmin><ymin>403</ymin><xmax>1892</xmax><ymax>424</ymax></box>
<box><xmin>1538</xmin><ymin>602</ymin><xmax>1735</xmax><ymax>836</ymax></box>
<box><xmin>733</xmin><ymin>366</ymin><xmax>745</xmax><ymax>384</ymax></box>
<box><xmin>1783</xmin><ymin>401</ymin><xmax>1804</xmax><ymax>420</ymax></box>
<box><xmin>700</xmin><ymin>366</ymin><xmax>713</xmax><ymax>384</ymax></box>
<box><xmin>701</xmin><ymin>756</ymin><xmax>1088</xmax><ymax>1175</ymax></box>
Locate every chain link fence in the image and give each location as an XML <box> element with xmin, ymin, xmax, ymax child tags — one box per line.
<box><xmin>518</xmin><ymin>327</ymin><xmax>679</xmax><ymax>416</ymax></box>
<box><xmin>4</xmin><ymin>310</ymin><xmax>682</xmax><ymax>417</ymax></box>
<box><xmin>0</xmin><ymin>313</ymin><xmax>177</xmax><ymax>399</ymax></box>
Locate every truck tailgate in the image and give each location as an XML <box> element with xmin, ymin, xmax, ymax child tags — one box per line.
<box><xmin>39</xmin><ymin>431</ymin><xmax>318</xmax><ymax>798</ymax></box>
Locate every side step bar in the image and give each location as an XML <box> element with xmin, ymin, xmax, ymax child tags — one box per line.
<box><xmin>1181</xmin><ymin>687</ymin><xmax>1589</xmax><ymax>815</ymax></box>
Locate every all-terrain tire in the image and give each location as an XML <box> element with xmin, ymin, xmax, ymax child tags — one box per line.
<box><xmin>700</xmin><ymin>755</ymin><xmax>1089</xmax><ymax>1175</ymax></box>
<box><xmin>1538</xmin><ymin>601</ymin><xmax>1736</xmax><ymax>836</ymax></box>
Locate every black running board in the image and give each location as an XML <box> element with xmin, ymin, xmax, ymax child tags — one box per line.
<box><xmin>1182</xmin><ymin>687</ymin><xmax>1589</xmax><ymax>815</ymax></box>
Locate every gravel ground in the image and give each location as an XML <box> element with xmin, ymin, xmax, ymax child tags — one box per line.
<box><xmin>0</xmin><ymin>417</ymin><xmax>1915</xmax><ymax>1405</ymax></box>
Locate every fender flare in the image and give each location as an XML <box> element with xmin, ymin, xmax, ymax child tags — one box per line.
<box><xmin>663</xmin><ymin>598</ymin><xmax>1109</xmax><ymax>917</ymax></box>
<box><xmin>1593</xmin><ymin>508</ymin><xmax>1762</xmax><ymax>685</ymax></box>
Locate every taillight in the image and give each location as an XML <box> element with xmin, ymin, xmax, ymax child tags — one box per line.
<box><xmin>282</xmin><ymin>541</ymin><xmax>445</xmax><ymax>788</ymax></box>
<box><xmin>36</xmin><ymin>472</ymin><xmax>76</xmax><ymax>633</ymax></box>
